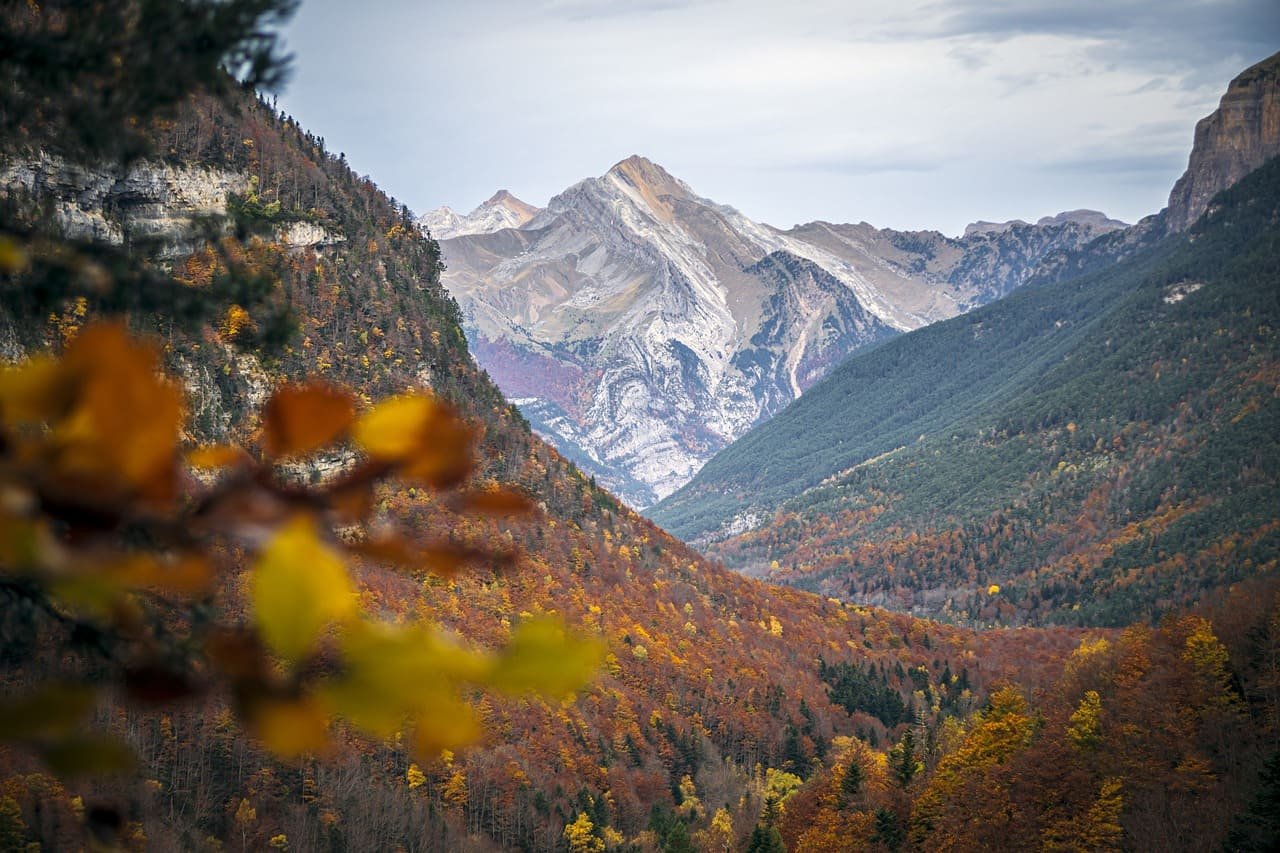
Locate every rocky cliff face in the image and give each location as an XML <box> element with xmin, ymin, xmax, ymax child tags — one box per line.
<box><xmin>1</xmin><ymin>152</ymin><xmax>347</xmax><ymax>260</ymax></box>
<box><xmin>1</xmin><ymin>152</ymin><xmax>249</xmax><ymax>257</ymax></box>
<box><xmin>429</xmin><ymin>157</ymin><xmax>1122</xmax><ymax>506</ymax></box>
<box><xmin>1166</xmin><ymin>51</ymin><xmax>1280</xmax><ymax>232</ymax></box>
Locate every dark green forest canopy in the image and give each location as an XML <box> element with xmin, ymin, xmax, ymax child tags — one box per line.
<box><xmin>653</xmin><ymin>155</ymin><xmax>1280</xmax><ymax>626</ymax></box>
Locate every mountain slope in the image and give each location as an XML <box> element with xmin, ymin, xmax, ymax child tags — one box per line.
<box><xmin>0</xmin><ymin>87</ymin><xmax>1088</xmax><ymax>852</ymax></box>
<box><xmin>3</xmin><ymin>42</ymin><xmax>1277</xmax><ymax>853</ymax></box>
<box><xmin>652</xmin><ymin>149</ymin><xmax>1280</xmax><ymax>627</ymax></box>
<box><xmin>431</xmin><ymin>157</ymin><xmax>1121</xmax><ymax>506</ymax></box>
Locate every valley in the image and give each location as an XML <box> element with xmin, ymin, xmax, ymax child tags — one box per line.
<box><xmin>429</xmin><ymin>158</ymin><xmax>1122</xmax><ymax>506</ymax></box>
<box><xmin>0</xmin><ymin>4</ymin><xmax>1277</xmax><ymax>851</ymax></box>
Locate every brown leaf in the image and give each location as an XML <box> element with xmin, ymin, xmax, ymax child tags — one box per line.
<box><xmin>262</xmin><ymin>380</ymin><xmax>355</xmax><ymax>459</ymax></box>
<box><xmin>349</xmin><ymin>535</ymin><xmax>497</xmax><ymax>578</ymax></box>
<box><xmin>0</xmin><ymin>683</ymin><xmax>94</xmax><ymax>740</ymax></box>
<box><xmin>326</xmin><ymin>477</ymin><xmax>376</xmax><ymax>524</ymax></box>
<box><xmin>40</xmin><ymin>735</ymin><xmax>136</xmax><ymax>776</ymax></box>
<box><xmin>454</xmin><ymin>488</ymin><xmax>535</xmax><ymax>517</ymax></box>
<box><xmin>108</xmin><ymin>553</ymin><xmax>213</xmax><ymax>595</ymax></box>
<box><xmin>205</xmin><ymin>629</ymin><xmax>272</xmax><ymax>682</ymax></box>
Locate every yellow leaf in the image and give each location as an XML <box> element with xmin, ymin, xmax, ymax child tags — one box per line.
<box><xmin>252</xmin><ymin>516</ymin><xmax>356</xmax><ymax>663</ymax></box>
<box><xmin>251</xmin><ymin>695</ymin><xmax>332</xmax><ymax>758</ymax></box>
<box><xmin>0</xmin><ymin>234</ymin><xmax>28</xmax><ymax>274</ymax></box>
<box><xmin>411</xmin><ymin>695</ymin><xmax>483</xmax><ymax>758</ymax></box>
<box><xmin>353</xmin><ymin>393</ymin><xmax>474</xmax><ymax>487</ymax></box>
<box><xmin>490</xmin><ymin>617</ymin><xmax>602</xmax><ymax>699</ymax></box>
<box><xmin>325</xmin><ymin>621</ymin><xmax>490</xmax><ymax>737</ymax></box>
<box><xmin>0</xmin><ymin>514</ymin><xmax>52</xmax><ymax>572</ymax></box>
<box><xmin>353</xmin><ymin>394</ymin><xmax>439</xmax><ymax>460</ymax></box>
<box><xmin>0</xmin><ymin>356</ymin><xmax>71</xmax><ymax>424</ymax></box>
<box><xmin>261</xmin><ymin>381</ymin><xmax>355</xmax><ymax>458</ymax></box>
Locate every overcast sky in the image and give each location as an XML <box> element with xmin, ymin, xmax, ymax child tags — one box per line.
<box><xmin>276</xmin><ymin>0</ymin><xmax>1278</xmax><ymax>236</ymax></box>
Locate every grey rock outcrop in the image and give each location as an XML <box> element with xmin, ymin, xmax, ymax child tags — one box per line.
<box><xmin>1</xmin><ymin>152</ymin><xmax>249</xmax><ymax>257</ymax></box>
<box><xmin>1167</xmin><ymin>51</ymin><xmax>1280</xmax><ymax>232</ymax></box>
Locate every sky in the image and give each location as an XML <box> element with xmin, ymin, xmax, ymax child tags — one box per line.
<box><xmin>275</xmin><ymin>0</ymin><xmax>1279</xmax><ymax>236</ymax></box>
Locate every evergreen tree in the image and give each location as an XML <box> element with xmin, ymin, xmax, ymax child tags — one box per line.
<box><xmin>872</xmin><ymin>808</ymin><xmax>905</xmax><ymax>852</ymax></box>
<box><xmin>662</xmin><ymin>819</ymin><xmax>695</xmax><ymax>853</ymax></box>
<box><xmin>891</xmin><ymin>728</ymin><xmax>919</xmax><ymax>787</ymax></box>
<box><xmin>1226</xmin><ymin>752</ymin><xmax>1280</xmax><ymax>852</ymax></box>
<box><xmin>746</xmin><ymin>825</ymin><xmax>786</xmax><ymax>853</ymax></box>
<box><xmin>840</xmin><ymin>758</ymin><xmax>864</xmax><ymax>805</ymax></box>
<box><xmin>761</xmin><ymin>794</ymin><xmax>781</xmax><ymax>829</ymax></box>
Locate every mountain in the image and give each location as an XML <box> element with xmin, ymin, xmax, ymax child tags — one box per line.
<box><xmin>428</xmin><ymin>156</ymin><xmax>1122</xmax><ymax>506</ymax></box>
<box><xmin>419</xmin><ymin>188</ymin><xmax>541</xmax><ymax>239</ymax></box>
<box><xmin>1167</xmin><ymin>51</ymin><xmax>1280</xmax><ymax>232</ymax></box>
<box><xmin>963</xmin><ymin>209</ymin><xmax>1127</xmax><ymax>238</ymax></box>
<box><xmin>3</xmin><ymin>34</ymin><xmax>1277</xmax><ymax>853</ymax></box>
<box><xmin>650</xmin><ymin>63</ymin><xmax>1280</xmax><ymax>629</ymax></box>
<box><xmin>0</xmin><ymin>82</ymin><xmax>1090</xmax><ymax>852</ymax></box>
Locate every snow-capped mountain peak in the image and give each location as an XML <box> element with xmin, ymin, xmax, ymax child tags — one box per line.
<box><xmin>419</xmin><ymin>189</ymin><xmax>541</xmax><ymax>240</ymax></box>
<box><xmin>431</xmin><ymin>158</ymin><xmax>1123</xmax><ymax>506</ymax></box>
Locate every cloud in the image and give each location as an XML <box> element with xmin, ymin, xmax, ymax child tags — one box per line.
<box><xmin>537</xmin><ymin>0</ymin><xmax>708</xmax><ymax>21</ymax></box>
<box><xmin>1044</xmin><ymin>152</ymin><xmax>1186</xmax><ymax>177</ymax></box>
<box><xmin>276</xmin><ymin>0</ymin><xmax>1280</xmax><ymax>236</ymax></box>
<box><xmin>924</xmin><ymin>0</ymin><xmax>1279</xmax><ymax>86</ymax></box>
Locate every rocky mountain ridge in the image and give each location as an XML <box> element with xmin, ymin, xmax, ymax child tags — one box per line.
<box><xmin>1166</xmin><ymin>50</ymin><xmax>1280</xmax><ymax>232</ymax></box>
<box><xmin>963</xmin><ymin>209</ymin><xmax>1127</xmax><ymax>237</ymax></box>
<box><xmin>419</xmin><ymin>188</ymin><xmax>540</xmax><ymax>240</ymax></box>
<box><xmin>427</xmin><ymin>156</ymin><xmax>1122</xmax><ymax>506</ymax></box>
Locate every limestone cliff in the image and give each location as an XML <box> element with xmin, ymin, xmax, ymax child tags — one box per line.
<box><xmin>1166</xmin><ymin>51</ymin><xmax>1280</xmax><ymax>232</ymax></box>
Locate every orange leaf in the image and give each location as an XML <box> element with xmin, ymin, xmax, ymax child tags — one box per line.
<box><xmin>250</xmin><ymin>695</ymin><xmax>333</xmax><ymax>758</ymax></box>
<box><xmin>262</xmin><ymin>381</ymin><xmax>355</xmax><ymax>458</ymax></box>
<box><xmin>50</xmin><ymin>323</ymin><xmax>184</xmax><ymax>504</ymax></box>
<box><xmin>186</xmin><ymin>444</ymin><xmax>249</xmax><ymax>469</ymax></box>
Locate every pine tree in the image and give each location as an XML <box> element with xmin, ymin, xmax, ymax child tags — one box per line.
<box><xmin>746</xmin><ymin>825</ymin><xmax>785</xmax><ymax>853</ymax></box>
<box><xmin>872</xmin><ymin>808</ymin><xmax>905</xmax><ymax>852</ymax></box>
<box><xmin>891</xmin><ymin>728</ymin><xmax>919</xmax><ymax>787</ymax></box>
<box><xmin>1226</xmin><ymin>752</ymin><xmax>1280</xmax><ymax>852</ymax></box>
<box><xmin>840</xmin><ymin>759</ymin><xmax>864</xmax><ymax>805</ymax></box>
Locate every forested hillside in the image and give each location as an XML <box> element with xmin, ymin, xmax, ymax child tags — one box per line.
<box><xmin>0</xmin><ymin>9</ymin><xmax>1075</xmax><ymax>849</ymax></box>
<box><xmin>2</xmin><ymin>5</ymin><xmax>1278</xmax><ymax>851</ymax></box>
<box><xmin>654</xmin><ymin>156</ymin><xmax>1280</xmax><ymax>628</ymax></box>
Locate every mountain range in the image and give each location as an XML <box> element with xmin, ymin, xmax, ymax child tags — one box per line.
<box><xmin>424</xmin><ymin>158</ymin><xmax>1124</xmax><ymax>506</ymax></box>
<box><xmin>651</xmin><ymin>50</ymin><xmax>1280</xmax><ymax>628</ymax></box>
<box><xmin>0</xmin><ymin>76</ymin><xmax>1092</xmax><ymax>852</ymax></box>
<box><xmin>3</xmin><ymin>19</ymin><xmax>1279</xmax><ymax>851</ymax></box>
